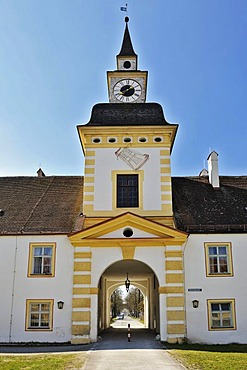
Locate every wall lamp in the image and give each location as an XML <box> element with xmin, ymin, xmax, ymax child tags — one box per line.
<box><xmin>192</xmin><ymin>299</ymin><xmax>199</xmax><ymax>308</ymax></box>
<box><xmin>57</xmin><ymin>301</ymin><xmax>64</xmax><ymax>310</ymax></box>
<box><xmin>125</xmin><ymin>273</ymin><xmax>130</xmax><ymax>292</ymax></box>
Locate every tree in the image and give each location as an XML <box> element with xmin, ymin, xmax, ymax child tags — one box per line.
<box><xmin>111</xmin><ymin>288</ymin><xmax>124</xmax><ymax>318</ymax></box>
<box><xmin>125</xmin><ymin>287</ymin><xmax>144</xmax><ymax>318</ymax></box>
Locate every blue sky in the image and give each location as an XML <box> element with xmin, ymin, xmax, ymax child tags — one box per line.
<box><xmin>0</xmin><ymin>0</ymin><xmax>246</xmax><ymax>177</ymax></box>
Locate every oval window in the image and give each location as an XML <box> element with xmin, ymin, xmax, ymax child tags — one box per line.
<box><xmin>139</xmin><ymin>137</ymin><xmax>147</xmax><ymax>143</ymax></box>
<box><xmin>108</xmin><ymin>138</ymin><xmax>116</xmax><ymax>143</ymax></box>
<box><xmin>123</xmin><ymin>137</ymin><xmax>132</xmax><ymax>143</ymax></box>
<box><xmin>154</xmin><ymin>137</ymin><xmax>162</xmax><ymax>143</ymax></box>
<box><xmin>93</xmin><ymin>138</ymin><xmax>101</xmax><ymax>143</ymax></box>
<box><xmin>123</xmin><ymin>228</ymin><xmax>133</xmax><ymax>238</ymax></box>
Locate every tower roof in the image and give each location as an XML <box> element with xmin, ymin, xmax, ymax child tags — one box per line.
<box><xmin>84</xmin><ymin>103</ymin><xmax>172</xmax><ymax>126</ymax></box>
<box><xmin>117</xmin><ymin>17</ymin><xmax>137</xmax><ymax>57</ymax></box>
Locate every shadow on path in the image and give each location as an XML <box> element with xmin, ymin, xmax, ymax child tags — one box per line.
<box><xmin>96</xmin><ymin>327</ymin><xmax>163</xmax><ymax>350</ymax></box>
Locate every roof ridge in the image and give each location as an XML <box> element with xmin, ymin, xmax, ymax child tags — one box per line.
<box><xmin>20</xmin><ymin>176</ymin><xmax>56</xmax><ymax>232</ymax></box>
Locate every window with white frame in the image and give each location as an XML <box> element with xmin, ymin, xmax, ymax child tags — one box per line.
<box><xmin>26</xmin><ymin>299</ymin><xmax>53</xmax><ymax>331</ymax></box>
<box><xmin>28</xmin><ymin>243</ymin><xmax>56</xmax><ymax>277</ymax></box>
<box><xmin>207</xmin><ymin>299</ymin><xmax>236</xmax><ymax>330</ymax></box>
<box><xmin>204</xmin><ymin>242</ymin><xmax>233</xmax><ymax>276</ymax></box>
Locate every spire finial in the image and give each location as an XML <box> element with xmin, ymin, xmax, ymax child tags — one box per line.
<box><xmin>117</xmin><ymin>14</ymin><xmax>136</xmax><ymax>57</ymax></box>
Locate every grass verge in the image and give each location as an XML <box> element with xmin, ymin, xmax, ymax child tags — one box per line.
<box><xmin>166</xmin><ymin>343</ymin><xmax>247</xmax><ymax>370</ymax></box>
<box><xmin>0</xmin><ymin>352</ymin><xmax>86</xmax><ymax>370</ymax></box>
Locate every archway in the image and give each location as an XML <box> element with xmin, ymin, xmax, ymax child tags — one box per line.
<box><xmin>97</xmin><ymin>260</ymin><xmax>160</xmax><ymax>335</ymax></box>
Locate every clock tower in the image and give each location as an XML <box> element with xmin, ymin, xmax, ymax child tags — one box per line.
<box><xmin>71</xmin><ymin>17</ymin><xmax>187</xmax><ymax>346</ymax></box>
<box><xmin>107</xmin><ymin>17</ymin><xmax>148</xmax><ymax>103</ymax></box>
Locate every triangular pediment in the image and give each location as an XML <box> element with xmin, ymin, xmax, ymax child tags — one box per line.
<box><xmin>69</xmin><ymin>212</ymin><xmax>187</xmax><ymax>246</ymax></box>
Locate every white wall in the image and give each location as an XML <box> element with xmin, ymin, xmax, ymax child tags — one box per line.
<box><xmin>0</xmin><ymin>235</ymin><xmax>74</xmax><ymax>343</ymax></box>
<box><xmin>185</xmin><ymin>234</ymin><xmax>247</xmax><ymax>344</ymax></box>
<box><xmin>93</xmin><ymin>148</ymin><xmax>166</xmax><ymax>211</ymax></box>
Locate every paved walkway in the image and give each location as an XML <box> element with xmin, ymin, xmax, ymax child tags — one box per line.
<box><xmin>82</xmin><ymin>326</ymin><xmax>186</xmax><ymax>370</ymax></box>
<box><xmin>0</xmin><ymin>318</ymin><xmax>186</xmax><ymax>370</ymax></box>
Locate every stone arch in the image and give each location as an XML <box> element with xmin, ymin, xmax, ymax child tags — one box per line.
<box><xmin>97</xmin><ymin>259</ymin><xmax>160</xmax><ymax>333</ymax></box>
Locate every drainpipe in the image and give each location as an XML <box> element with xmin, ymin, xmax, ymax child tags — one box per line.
<box><xmin>9</xmin><ymin>236</ymin><xmax>18</xmax><ymax>343</ymax></box>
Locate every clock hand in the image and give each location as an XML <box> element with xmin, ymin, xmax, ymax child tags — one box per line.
<box><xmin>119</xmin><ymin>86</ymin><xmax>134</xmax><ymax>94</ymax></box>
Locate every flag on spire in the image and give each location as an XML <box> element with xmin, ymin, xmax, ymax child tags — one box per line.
<box><xmin>120</xmin><ymin>3</ymin><xmax>128</xmax><ymax>12</ymax></box>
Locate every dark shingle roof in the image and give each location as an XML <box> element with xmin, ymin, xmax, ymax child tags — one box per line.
<box><xmin>1</xmin><ymin>174</ymin><xmax>247</xmax><ymax>235</ymax></box>
<box><xmin>84</xmin><ymin>103</ymin><xmax>172</xmax><ymax>126</ymax></box>
<box><xmin>0</xmin><ymin>176</ymin><xmax>84</xmax><ymax>234</ymax></box>
<box><xmin>172</xmin><ymin>176</ymin><xmax>247</xmax><ymax>233</ymax></box>
<box><xmin>117</xmin><ymin>19</ymin><xmax>137</xmax><ymax>57</ymax></box>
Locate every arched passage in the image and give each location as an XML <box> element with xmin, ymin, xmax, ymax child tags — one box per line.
<box><xmin>97</xmin><ymin>259</ymin><xmax>160</xmax><ymax>335</ymax></box>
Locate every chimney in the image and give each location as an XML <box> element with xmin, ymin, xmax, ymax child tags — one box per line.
<box><xmin>37</xmin><ymin>168</ymin><xmax>46</xmax><ymax>177</ymax></box>
<box><xmin>199</xmin><ymin>168</ymin><xmax>208</xmax><ymax>177</ymax></box>
<box><xmin>207</xmin><ymin>151</ymin><xmax>219</xmax><ymax>188</ymax></box>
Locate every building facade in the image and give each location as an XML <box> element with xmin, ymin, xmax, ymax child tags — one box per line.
<box><xmin>0</xmin><ymin>18</ymin><xmax>247</xmax><ymax>345</ymax></box>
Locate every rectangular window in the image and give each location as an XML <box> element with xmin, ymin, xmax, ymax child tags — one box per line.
<box><xmin>26</xmin><ymin>299</ymin><xmax>53</xmax><ymax>331</ymax></box>
<box><xmin>28</xmin><ymin>243</ymin><xmax>56</xmax><ymax>277</ymax></box>
<box><xmin>205</xmin><ymin>242</ymin><xmax>233</xmax><ymax>277</ymax></box>
<box><xmin>207</xmin><ymin>299</ymin><xmax>236</xmax><ymax>331</ymax></box>
<box><xmin>117</xmin><ymin>174</ymin><xmax>139</xmax><ymax>208</ymax></box>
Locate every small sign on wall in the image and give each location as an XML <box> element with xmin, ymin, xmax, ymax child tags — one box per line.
<box><xmin>188</xmin><ymin>288</ymin><xmax>202</xmax><ymax>292</ymax></box>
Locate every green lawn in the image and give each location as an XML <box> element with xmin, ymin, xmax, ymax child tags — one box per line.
<box><xmin>166</xmin><ymin>343</ymin><xmax>247</xmax><ymax>370</ymax></box>
<box><xmin>0</xmin><ymin>353</ymin><xmax>86</xmax><ymax>370</ymax></box>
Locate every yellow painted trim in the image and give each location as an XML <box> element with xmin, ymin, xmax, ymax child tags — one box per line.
<box><xmin>166</xmin><ymin>297</ymin><xmax>184</xmax><ymax>308</ymax></box>
<box><xmin>70</xmin><ymin>238</ymin><xmax>186</xmax><ymax>248</ymax></box>
<box><xmin>84</xmin><ymin>186</ymin><xmax>94</xmax><ymax>193</ymax></box>
<box><xmin>25</xmin><ymin>299</ymin><xmax>54</xmax><ymax>331</ymax></box>
<box><xmin>27</xmin><ymin>243</ymin><xmax>56</xmax><ymax>278</ymax></box>
<box><xmin>121</xmin><ymin>246</ymin><xmax>135</xmax><ymax>260</ymax></box>
<box><xmin>83</xmin><ymin>208</ymin><xmax>174</xmax><ymax>218</ymax></box>
<box><xmin>160</xmin><ymin>167</ymin><xmax>170</xmax><ymax>174</ymax></box>
<box><xmin>165</xmin><ymin>251</ymin><xmax>183</xmax><ymax>258</ymax></box>
<box><xmin>167</xmin><ymin>324</ymin><xmax>185</xmax><ymax>335</ymax></box>
<box><xmin>207</xmin><ymin>298</ymin><xmax>236</xmax><ymax>331</ymax></box>
<box><xmin>160</xmin><ymin>149</ymin><xmax>170</xmax><ymax>155</ymax></box>
<box><xmin>72</xmin><ymin>311</ymin><xmax>91</xmax><ymax>322</ymax></box>
<box><xmin>72</xmin><ymin>325</ymin><xmax>90</xmax><ymax>335</ymax></box>
<box><xmin>159</xmin><ymin>286</ymin><xmax>184</xmax><ymax>294</ymax></box>
<box><xmin>161</xmin><ymin>194</ymin><xmax>172</xmax><ymax>201</ymax></box>
<box><xmin>167</xmin><ymin>337</ymin><xmax>185</xmax><ymax>344</ymax></box>
<box><xmin>73</xmin><ymin>287</ymin><xmax>98</xmax><ymax>295</ymax></box>
<box><xmin>166</xmin><ymin>260</ymin><xmax>183</xmax><ymax>271</ymax></box>
<box><xmin>85</xmin><ymin>159</ymin><xmax>95</xmax><ymax>166</ymax></box>
<box><xmin>74</xmin><ymin>262</ymin><xmax>91</xmax><ymax>272</ymax></box>
<box><xmin>161</xmin><ymin>185</ymin><xmax>172</xmax><ymax>192</ymax></box>
<box><xmin>84</xmin><ymin>177</ymin><xmax>95</xmax><ymax>184</ymax></box>
<box><xmin>78</xmin><ymin>126</ymin><xmax>177</xmax><ymax>152</ymax></box>
<box><xmin>167</xmin><ymin>310</ymin><xmax>185</xmax><ymax>321</ymax></box>
<box><xmin>73</xmin><ymin>275</ymin><xmax>91</xmax><ymax>285</ymax></box>
<box><xmin>160</xmin><ymin>176</ymin><xmax>171</xmax><ymax>182</ymax></box>
<box><xmin>84</xmin><ymin>195</ymin><xmax>94</xmax><ymax>202</ymax></box>
<box><xmin>160</xmin><ymin>159</ymin><xmax>170</xmax><ymax>165</ymax></box>
<box><xmin>71</xmin><ymin>338</ymin><xmax>90</xmax><ymax>344</ymax></box>
<box><xmin>85</xmin><ymin>168</ymin><xmax>95</xmax><ymax>175</ymax></box>
<box><xmin>69</xmin><ymin>212</ymin><xmax>187</xmax><ymax>241</ymax></box>
<box><xmin>72</xmin><ymin>298</ymin><xmax>91</xmax><ymax>309</ymax></box>
<box><xmin>74</xmin><ymin>252</ymin><xmax>92</xmax><ymax>259</ymax></box>
<box><xmin>166</xmin><ymin>274</ymin><xmax>184</xmax><ymax>284</ymax></box>
<box><xmin>85</xmin><ymin>150</ymin><xmax>95</xmax><ymax>157</ymax></box>
<box><xmin>204</xmin><ymin>242</ymin><xmax>233</xmax><ymax>277</ymax></box>
<box><xmin>83</xmin><ymin>204</ymin><xmax>94</xmax><ymax>212</ymax></box>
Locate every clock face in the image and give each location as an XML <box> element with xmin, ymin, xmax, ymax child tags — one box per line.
<box><xmin>113</xmin><ymin>79</ymin><xmax>142</xmax><ymax>102</ymax></box>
